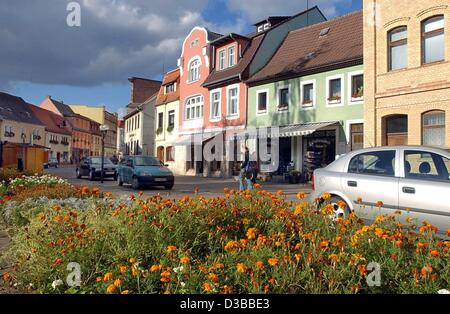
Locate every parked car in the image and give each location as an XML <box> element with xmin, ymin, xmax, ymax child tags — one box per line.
<box><xmin>312</xmin><ymin>146</ymin><xmax>450</xmax><ymax>237</ymax></box>
<box><xmin>117</xmin><ymin>156</ymin><xmax>174</xmax><ymax>190</ymax></box>
<box><xmin>76</xmin><ymin>157</ymin><xmax>118</xmax><ymax>181</ymax></box>
<box><xmin>44</xmin><ymin>157</ymin><xmax>59</xmax><ymax>169</ymax></box>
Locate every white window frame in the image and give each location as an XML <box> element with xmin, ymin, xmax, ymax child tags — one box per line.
<box><xmin>218</xmin><ymin>49</ymin><xmax>226</xmax><ymax>70</ymax></box>
<box><xmin>164</xmin><ymin>82</ymin><xmax>176</xmax><ymax>95</ymax></box>
<box><xmin>276</xmin><ymin>84</ymin><xmax>291</xmax><ymax>112</ymax></box>
<box><xmin>226</xmin><ymin>84</ymin><xmax>240</xmax><ymax>119</ymax></box>
<box><xmin>184</xmin><ymin>95</ymin><xmax>204</xmax><ymax>121</ymax></box>
<box><xmin>228</xmin><ymin>46</ymin><xmax>236</xmax><ymax>67</ymax></box>
<box><xmin>300</xmin><ymin>79</ymin><xmax>316</xmax><ymax>110</ymax></box>
<box><xmin>326</xmin><ymin>74</ymin><xmax>345</xmax><ymax>107</ymax></box>
<box><xmin>210</xmin><ymin>89</ymin><xmax>222</xmax><ymax>121</ymax></box>
<box><xmin>347</xmin><ymin>70</ymin><xmax>364</xmax><ymax>105</ymax></box>
<box><xmin>187</xmin><ymin>57</ymin><xmax>201</xmax><ymax>83</ymax></box>
<box><xmin>256</xmin><ymin>89</ymin><xmax>269</xmax><ymax>116</ymax></box>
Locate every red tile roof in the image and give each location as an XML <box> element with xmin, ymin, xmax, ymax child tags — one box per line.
<box><xmin>247</xmin><ymin>11</ymin><xmax>363</xmax><ymax>84</ymax></box>
<box><xmin>156</xmin><ymin>69</ymin><xmax>180</xmax><ymax>106</ymax></box>
<box><xmin>27</xmin><ymin>104</ymin><xmax>72</xmax><ymax>136</ymax></box>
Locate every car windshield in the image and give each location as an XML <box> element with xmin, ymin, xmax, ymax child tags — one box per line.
<box><xmin>91</xmin><ymin>157</ymin><xmax>113</xmax><ymax>165</ymax></box>
<box><xmin>134</xmin><ymin>157</ymin><xmax>161</xmax><ymax>166</ymax></box>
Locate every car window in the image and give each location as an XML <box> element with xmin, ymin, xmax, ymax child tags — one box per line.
<box><xmin>349</xmin><ymin>150</ymin><xmax>396</xmax><ymax>177</ymax></box>
<box><xmin>404</xmin><ymin>150</ymin><xmax>450</xmax><ymax>181</ymax></box>
<box><xmin>135</xmin><ymin>157</ymin><xmax>161</xmax><ymax>166</ymax></box>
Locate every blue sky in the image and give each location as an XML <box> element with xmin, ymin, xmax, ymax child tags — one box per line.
<box><xmin>2</xmin><ymin>0</ymin><xmax>362</xmax><ymax>117</ymax></box>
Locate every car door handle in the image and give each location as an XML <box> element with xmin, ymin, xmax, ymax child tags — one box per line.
<box><xmin>402</xmin><ymin>187</ymin><xmax>416</xmax><ymax>194</ymax></box>
<box><xmin>348</xmin><ymin>181</ymin><xmax>358</xmax><ymax>187</ymax></box>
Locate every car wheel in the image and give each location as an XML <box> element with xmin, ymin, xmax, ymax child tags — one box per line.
<box><xmin>164</xmin><ymin>184</ymin><xmax>174</xmax><ymax>190</ymax></box>
<box><xmin>323</xmin><ymin>196</ymin><xmax>350</xmax><ymax>221</ymax></box>
<box><xmin>76</xmin><ymin>169</ymin><xmax>82</xmax><ymax>179</ymax></box>
<box><xmin>131</xmin><ymin>176</ymin><xmax>140</xmax><ymax>190</ymax></box>
<box><xmin>118</xmin><ymin>175</ymin><xmax>123</xmax><ymax>186</ymax></box>
<box><xmin>89</xmin><ymin>171</ymin><xmax>95</xmax><ymax>181</ymax></box>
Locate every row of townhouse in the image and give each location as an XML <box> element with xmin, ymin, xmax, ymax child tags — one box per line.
<box><xmin>143</xmin><ymin>0</ymin><xmax>450</xmax><ymax>179</ymax></box>
<box><xmin>0</xmin><ymin>91</ymin><xmax>120</xmax><ymax>169</ymax></box>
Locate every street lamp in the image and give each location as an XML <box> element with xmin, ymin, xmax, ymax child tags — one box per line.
<box><xmin>100</xmin><ymin>124</ymin><xmax>110</xmax><ymax>183</ymax></box>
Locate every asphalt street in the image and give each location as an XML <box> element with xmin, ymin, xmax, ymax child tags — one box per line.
<box><xmin>46</xmin><ymin>166</ymin><xmax>312</xmax><ymax>201</ymax></box>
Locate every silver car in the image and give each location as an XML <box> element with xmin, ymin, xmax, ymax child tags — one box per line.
<box><xmin>312</xmin><ymin>146</ymin><xmax>450</xmax><ymax>237</ymax></box>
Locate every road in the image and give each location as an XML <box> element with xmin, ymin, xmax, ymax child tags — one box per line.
<box><xmin>46</xmin><ymin>166</ymin><xmax>312</xmax><ymax>201</ymax></box>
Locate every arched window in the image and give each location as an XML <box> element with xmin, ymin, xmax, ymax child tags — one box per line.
<box><xmin>388</xmin><ymin>26</ymin><xmax>408</xmax><ymax>71</ymax></box>
<box><xmin>422</xmin><ymin>15</ymin><xmax>445</xmax><ymax>64</ymax></box>
<box><xmin>384</xmin><ymin>114</ymin><xmax>408</xmax><ymax>146</ymax></box>
<box><xmin>423</xmin><ymin>111</ymin><xmax>445</xmax><ymax>146</ymax></box>
<box><xmin>185</xmin><ymin>95</ymin><xmax>204</xmax><ymax>120</ymax></box>
<box><xmin>188</xmin><ymin>59</ymin><xmax>200</xmax><ymax>82</ymax></box>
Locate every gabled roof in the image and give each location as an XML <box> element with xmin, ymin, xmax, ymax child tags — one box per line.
<box><xmin>247</xmin><ymin>10</ymin><xmax>363</xmax><ymax>85</ymax></box>
<box><xmin>27</xmin><ymin>105</ymin><xmax>72</xmax><ymax>136</ymax></box>
<box><xmin>49</xmin><ymin>97</ymin><xmax>76</xmax><ymax>117</ymax></box>
<box><xmin>156</xmin><ymin>69</ymin><xmax>180</xmax><ymax>106</ymax></box>
<box><xmin>202</xmin><ymin>34</ymin><xmax>265</xmax><ymax>88</ymax></box>
<box><xmin>0</xmin><ymin>92</ymin><xmax>45</xmax><ymax>126</ymax></box>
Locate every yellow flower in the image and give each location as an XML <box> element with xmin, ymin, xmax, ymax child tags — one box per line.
<box><xmin>236</xmin><ymin>263</ymin><xmax>247</xmax><ymax>273</ymax></box>
<box><xmin>121</xmin><ymin>290</ymin><xmax>130</xmax><ymax>295</ymax></box>
<box><xmin>129</xmin><ymin>257</ymin><xmax>136</xmax><ymax>264</ymax></box>
<box><xmin>119</xmin><ymin>265</ymin><xmax>128</xmax><ymax>274</ymax></box>
<box><xmin>294</xmin><ymin>203</ymin><xmax>307</xmax><ymax>216</ymax></box>
<box><xmin>113</xmin><ymin>279</ymin><xmax>122</xmax><ymax>287</ymax></box>
<box><xmin>322</xmin><ymin>192</ymin><xmax>331</xmax><ymax>200</ymax></box>
<box><xmin>106</xmin><ymin>284</ymin><xmax>117</xmax><ymax>293</ymax></box>
<box><xmin>103</xmin><ymin>272</ymin><xmax>113</xmax><ymax>282</ymax></box>
<box><xmin>203</xmin><ymin>282</ymin><xmax>213</xmax><ymax>293</ymax></box>
<box><xmin>329</xmin><ymin>254</ymin><xmax>339</xmax><ymax>263</ymax></box>
<box><xmin>267</xmin><ymin>258</ymin><xmax>279</xmax><ymax>267</ymax></box>
<box><xmin>180</xmin><ymin>257</ymin><xmax>190</xmax><ymax>264</ymax></box>
<box><xmin>319</xmin><ymin>240</ymin><xmax>330</xmax><ymax>249</ymax></box>
<box><xmin>208</xmin><ymin>273</ymin><xmax>219</xmax><ymax>282</ymax></box>
<box><xmin>166</xmin><ymin>246</ymin><xmax>177</xmax><ymax>253</ymax></box>
<box><xmin>256</xmin><ymin>261</ymin><xmax>264</xmax><ymax>269</ymax></box>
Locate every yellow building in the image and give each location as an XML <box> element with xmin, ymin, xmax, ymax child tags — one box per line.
<box><xmin>69</xmin><ymin>105</ymin><xmax>118</xmax><ymax>157</ymax></box>
<box><xmin>364</xmin><ymin>0</ymin><xmax>450</xmax><ymax>148</ymax></box>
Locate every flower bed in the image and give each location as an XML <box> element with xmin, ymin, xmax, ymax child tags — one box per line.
<box><xmin>1</xmin><ymin>189</ymin><xmax>448</xmax><ymax>294</ymax></box>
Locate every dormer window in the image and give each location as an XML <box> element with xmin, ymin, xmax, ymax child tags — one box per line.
<box><xmin>228</xmin><ymin>47</ymin><xmax>235</xmax><ymax>67</ymax></box>
<box><xmin>219</xmin><ymin>50</ymin><xmax>226</xmax><ymax>70</ymax></box>
<box><xmin>257</xmin><ymin>25</ymin><xmax>263</xmax><ymax>32</ymax></box>
<box><xmin>165</xmin><ymin>83</ymin><xmax>176</xmax><ymax>94</ymax></box>
<box><xmin>263</xmin><ymin>23</ymin><xmax>271</xmax><ymax>30</ymax></box>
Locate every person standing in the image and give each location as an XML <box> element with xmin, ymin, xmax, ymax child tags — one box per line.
<box><xmin>239</xmin><ymin>147</ymin><xmax>250</xmax><ymax>191</ymax></box>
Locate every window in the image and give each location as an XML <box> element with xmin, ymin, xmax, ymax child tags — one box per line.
<box><xmin>328</xmin><ymin>78</ymin><xmax>342</xmax><ymax>103</ymax></box>
<box><xmin>227</xmin><ymin>87</ymin><xmax>239</xmax><ymax>117</ymax></box>
<box><xmin>404</xmin><ymin>150</ymin><xmax>449</xmax><ymax>181</ymax></box>
<box><xmin>351</xmin><ymin>74</ymin><xmax>364</xmax><ymax>101</ymax></box>
<box><xmin>423</xmin><ymin>111</ymin><xmax>445</xmax><ymax>146</ymax></box>
<box><xmin>166</xmin><ymin>146</ymin><xmax>175</xmax><ymax>162</ymax></box>
<box><xmin>165</xmin><ymin>83</ymin><xmax>175</xmax><ymax>94</ymax></box>
<box><xmin>228</xmin><ymin>46</ymin><xmax>235</xmax><ymax>67</ymax></box>
<box><xmin>158</xmin><ymin>112</ymin><xmax>164</xmax><ymax>129</ymax></box>
<box><xmin>185</xmin><ymin>95</ymin><xmax>204</xmax><ymax>120</ymax></box>
<box><xmin>301</xmin><ymin>82</ymin><xmax>314</xmax><ymax>107</ymax></box>
<box><xmin>385</xmin><ymin>115</ymin><xmax>408</xmax><ymax>146</ymax></box>
<box><xmin>168</xmin><ymin>110</ymin><xmax>175</xmax><ymax>128</ymax></box>
<box><xmin>219</xmin><ymin>50</ymin><xmax>226</xmax><ymax>70</ymax></box>
<box><xmin>257</xmin><ymin>90</ymin><xmax>268</xmax><ymax>114</ymax></box>
<box><xmin>137</xmin><ymin>115</ymin><xmax>140</xmax><ymax>129</ymax></box>
<box><xmin>350</xmin><ymin>123</ymin><xmax>364</xmax><ymax>151</ymax></box>
<box><xmin>388</xmin><ymin>26</ymin><xmax>408</xmax><ymax>70</ymax></box>
<box><xmin>211</xmin><ymin>90</ymin><xmax>221</xmax><ymax>120</ymax></box>
<box><xmin>422</xmin><ymin>16</ymin><xmax>445</xmax><ymax>64</ymax></box>
<box><xmin>278</xmin><ymin>87</ymin><xmax>290</xmax><ymax>111</ymax></box>
<box><xmin>189</xmin><ymin>59</ymin><xmax>200</xmax><ymax>82</ymax></box>
<box><xmin>348</xmin><ymin>150</ymin><xmax>396</xmax><ymax>177</ymax></box>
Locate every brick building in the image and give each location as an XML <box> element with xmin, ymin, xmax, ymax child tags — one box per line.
<box><xmin>364</xmin><ymin>0</ymin><xmax>450</xmax><ymax>148</ymax></box>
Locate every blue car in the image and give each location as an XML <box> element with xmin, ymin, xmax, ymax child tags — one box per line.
<box><xmin>117</xmin><ymin>156</ymin><xmax>175</xmax><ymax>190</ymax></box>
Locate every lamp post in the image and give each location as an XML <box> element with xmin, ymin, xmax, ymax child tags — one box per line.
<box><xmin>100</xmin><ymin>125</ymin><xmax>109</xmax><ymax>184</ymax></box>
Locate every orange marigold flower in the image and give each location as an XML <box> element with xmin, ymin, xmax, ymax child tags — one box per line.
<box><xmin>166</xmin><ymin>246</ymin><xmax>177</xmax><ymax>253</ymax></box>
<box><xmin>430</xmin><ymin>250</ymin><xmax>439</xmax><ymax>257</ymax></box>
<box><xmin>214</xmin><ymin>263</ymin><xmax>224</xmax><ymax>269</ymax></box>
<box><xmin>294</xmin><ymin>204</ymin><xmax>305</xmax><ymax>216</ymax></box>
<box><xmin>95</xmin><ymin>276</ymin><xmax>102</xmax><ymax>283</ymax></box>
<box><xmin>2</xmin><ymin>272</ymin><xmax>12</xmax><ymax>282</ymax></box>
<box><xmin>53</xmin><ymin>215</ymin><xmax>64</xmax><ymax>223</ymax></box>
<box><xmin>246</xmin><ymin>228</ymin><xmax>258</xmax><ymax>240</ymax></box>
<box><xmin>295</xmin><ymin>254</ymin><xmax>302</xmax><ymax>262</ymax></box>
<box><xmin>180</xmin><ymin>257</ymin><xmax>190</xmax><ymax>264</ymax></box>
<box><xmin>329</xmin><ymin>254</ymin><xmax>339</xmax><ymax>263</ymax></box>
<box><xmin>322</xmin><ymin>192</ymin><xmax>331</xmax><ymax>200</ymax></box>
<box><xmin>119</xmin><ymin>265</ymin><xmax>128</xmax><ymax>273</ymax></box>
<box><xmin>129</xmin><ymin>257</ymin><xmax>136</xmax><ymax>264</ymax></box>
<box><xmin>236</xmin><ymin>263</ymin><xmax>247</xmax><ymax>273</ymax></box>
<box><xmin>296</xmin><ymin>192</ymin><xmax>306</xmax><ymax>200</ymax></box>
<box><xmin>357</xmin><ymin>264</ymin><xmax>367</xmax><ymax>277</ymax></box>
<box><xmin>54</xmin><ymin>258</ymin><xmax>63</xmax><ymax>266</ymax></box>
<box><xmin>256</xmin><ymin>261</ymin><xmax>264</xmax><ymax>269</ymax></box>
<box><xmin>160</xmin><ymin>271</ymin><xmax>171</xmax><ymax>283</ymax></box>
<box><xmin>208</xmin><ymin>273</ymin><xmax>219</xmax><ymax>282</ymax></box>
<box><xmin>267</xmin><ymin>258</ymin><xmax>279</xmax><ymax>267</ymax></box>
<box><xmin>276</xmin><ymin>190</ymin><xmax>284</xmax><ymax>196</ymax></box>
<box><xmin>52</xmin><ymin>204</ymin><xmax>61</xmax><ymax>212</ymax></box>
<box><xmin>121</xmin><ymin>290</ymin><xmax>130</xmax><ymax>295</ymax></box>
<box><xmin>395</xmin><ymin>240</ymin><xmax>403</xmax><ymax>248</ymax></box>
<box><xmin>221</xmin><ymin>285</ymin><xmax>233</xmax><ymax>294</ymax></box>
<box><xmin>106</xmin><ymin>284</ymin><xmax>117</xmax><ymax>293</ymax></box>
<box><xmin>319</xmin><ymin>241</ymin><xmax>330</xmax><ymax>250</ymax></box>
<box><xmin>224</xmin><ymin>240</ymin><xmax>240</xmax><ymax>251</ymax></box>
<box><xmin>203</xmin><ymin>282</ymin><xmax>213</xmax><ymax>293</ymax></box>
<box><xmin>103</xmin><ymin>272</ymin><xmax>113</xmax><ymax>282</ymax></box>
<box><xmin>113</xmin><ymin>279</ymin><xmax>122</xmax><ymax>287</ymax></box>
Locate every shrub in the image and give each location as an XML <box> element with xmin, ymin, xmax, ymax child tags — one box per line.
<box><xmin>2</xmin><ymin>189</ymin><xmax>449</xmax><ymax>294</ymax></box>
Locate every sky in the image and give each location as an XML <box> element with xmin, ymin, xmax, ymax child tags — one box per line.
<box><xmin>0</xmin><ymin>0</ymin><xmax>362</xmax><ymax>117</ymax></box>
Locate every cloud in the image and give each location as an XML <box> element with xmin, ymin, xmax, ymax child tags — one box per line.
<box><xmin>0</xmin><ymin>0</ymin><xmax>244</xmax><ymax>89</ymax></box>
<box><xmin>226</xmin><ymin>0</ymin><xmax>352</xmax><ymax>22</ymax></box>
